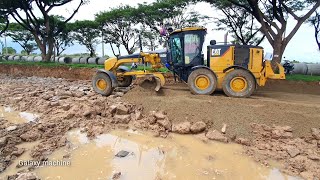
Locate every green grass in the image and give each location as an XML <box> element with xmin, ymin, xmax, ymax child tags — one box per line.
<box><xmin>0</xmin><ymin>60</ymin><xmax>170</xmax><ymax>72</ymax></box>
<box><xmin>286</xmin><ymin>74</ymin><xmax>320</xmax><ymax>82</ymax></box>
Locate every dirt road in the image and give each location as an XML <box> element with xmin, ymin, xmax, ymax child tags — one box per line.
<box><xmin>0</xmin><ymin>71</ymin><xmax>319</xmax><ymax>179</ymax></box>
<box><xmin>124</xmin><ymin>82</ymin><xmax>320</xmax><ymax>139</ymax></box>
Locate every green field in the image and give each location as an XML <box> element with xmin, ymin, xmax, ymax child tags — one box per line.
<box><xmin>285</xmin><ymin>74</ymin><xmax>320</xmax><ymax>82</ymax></box>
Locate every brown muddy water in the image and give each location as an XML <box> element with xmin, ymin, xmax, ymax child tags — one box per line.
<box><xmin>1</xmin><ymin>130</ymin><xmax>301</xmax><ymax>180</ymax></box>
<box><xmin>0</xmin><ymin>106</ymin><xmax>39</xmax><ymax>124</ymax></box>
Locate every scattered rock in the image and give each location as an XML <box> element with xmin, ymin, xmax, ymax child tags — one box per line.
<box><xmin>11</xmin><ymin>148</ymin><xmax>25</xmax><ymax>156</ymax></box>
<box><xmin>116</xmin><ymin>104</ymin><xmax>129</xmax><ymax>115</ymax></box>
<box><xmin>307</xmin><ymin>154</ymin><xmax>320</xmax><ymax>161</ymax></box>
<box><xmin>0</xmin><ymin>137</ymin><xmax>8</xmax><ymax>148</ymax></box>
<box><xmin>20</xmin><ymin>131</ymin><xmax>41</xmax><ymax>142</ymax></box>
<box><xmin>172</xmin><ymin>122</ymin><xmax>191</xmax><ymax>134</ymax></box>
<box><xmin>114</xmin><ymin>115</ymin><xmax>131</xmax><ymax>124</ymax></box>
<box><xmin>49</xmin><ymin>101</ymin><xmax>60</xmax><ymax>107</ymax></box>
<box><xmin>114</xmin><ymin>92</ymin><xmax>124</xmax><ymax>97</ymax></box>
<box><xmin>235</xmin><ymin>138</ymin><xmax>251</xmax><ymax>146</ymax></box>
<box><xmin>112</xmin><ymin>172</ymin><xmax>121</xmax><ymax>180</ymax></box>
<box><xmin>62</xmin><ymin>104</ymin><xmax>71</xmax><ymax>111</ymax></box>
<box><xmin>221</xmin><ymin>123</ymin><xmax>227</xmax><ymax>134</ymax></box>
<box><xmin>190</xmin><ymin>121</ymin><xmax>206</xmax><ymax>133</ymax></box>
<box><xmin>115</xmin><ymin>150</ymin><xmax>130</xmax><ymax>158</ymax></box>
<box><xmin>157</xmin><ymin>118</ymin><xmax>172</xmax><ymax>131</ymax></box>
<box><xmin>311</xmin><ymin>128</ymin><xmax>320</xmax><ymax>140</ymax></box>
<box><xmin>16</xmin><ymin>172</ymin><xmax>38</xmax><ymax>180</ymax></box>
<box><xmin>154</xmin><ymin>111</ymin><xmax>166</xmax><ymax>120</ymax></box>
<box><xmin>134</xmin><ymin>111</ymin><xmax>142</xmax><ymax>120</ymax></box>
<box><xmin>6</xmin><ymin>125</ymin><xmax>17</xmax><ymax>131</ymax></box>
<box><xmin>206</xmin><ymin>130</ymin><xmax>229</xmax><ymax>143</ymax></box>
<box><xmin>286</xmin><ymin>146</ymin><xmax>300</xmax><ymax>158</ymax></box>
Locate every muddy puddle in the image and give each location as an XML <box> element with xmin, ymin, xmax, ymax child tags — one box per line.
<box><xmin>0</xmin><ymin>106</ymin><xmax>39</xmax><ymax>124</ymax></box>
<box><xmin>1</xmin><ymin>129</ymin><xmax>301</xmax><ymax>180</ymax></box>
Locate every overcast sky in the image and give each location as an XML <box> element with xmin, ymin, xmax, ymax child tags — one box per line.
<box><xmin>2</xmin><ymin>0</ymin><xmax>319</xmax><ymax>63</ymax></box>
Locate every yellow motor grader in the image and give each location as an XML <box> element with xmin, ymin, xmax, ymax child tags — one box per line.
<box><xmin>92</xmin><ymin>27</ymin><xmax>285</xmax><ymax>98</ymax></box>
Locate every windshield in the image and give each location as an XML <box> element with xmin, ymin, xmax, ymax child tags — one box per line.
<box><xmin>170</xmin><ymin>36</ymin><xmax>182</xmax><ymax>64</ymax></box>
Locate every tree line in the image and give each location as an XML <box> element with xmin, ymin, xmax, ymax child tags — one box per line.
<box><xmin>0</xmin><ymin>0</ymin><xmax>319</xmax><ymax>65</ymax></box>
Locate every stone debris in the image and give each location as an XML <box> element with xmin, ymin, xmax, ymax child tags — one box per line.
<box><xmin>115</xmin><ymin>150</ymin><xmax>130</xmax><ymax>158</ymax></box>
<box><xmin>245</xmin><ymin>123</ymin><xmax>320</xmax><ymax>179</ymax></box>
<box><xmin>311</xmin><ymin>128</ymin><xmax>320</xmax><ymax>140</ymax></box>
<box><xmin>0</xmin><ymin>75</ymin><xmax>320</xmax><ymax>178</ymax></box>
<box><xmin>190</xmin><ymin>121</ymin><xmax>206</xmax><ymax>134</ymax></box>
<box><xmin>205</xmin><ymin>130</ymin><xmax>229</xmax><ymax>143</ymax></box>
<box><xmin>172</xmin><ymin>122</ymin><xmax>191</xmax><ymax>134</ymax></box>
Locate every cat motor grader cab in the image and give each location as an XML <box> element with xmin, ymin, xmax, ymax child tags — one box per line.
<box><xmin>92</xmin><ymin>27</ymin><xmax>285</xmax><ymax>98</ymax></box>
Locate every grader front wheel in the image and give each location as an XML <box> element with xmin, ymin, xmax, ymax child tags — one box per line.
<box><xmin>92</xmin><ymin>73</ymin><xmax>113</xmax><ymax>96</ymax></box>
<box><xmin>222</xmin><ymin>69</ymin><xmax>255</xmax><ymax>98</ymax></box>
<box><xmin>188</xmin><ymin>68</ymin><xmax>217</xmax><ymax>95</ymax></box>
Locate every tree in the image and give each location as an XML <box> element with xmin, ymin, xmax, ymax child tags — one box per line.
<box><xmin>69</xmin><ymin>20</ymin><xmax>100</xmax><ymax>57</ymax></box>
<box><xmin>135</xmin><ymin>0</ymin><xmax>209</xmax><ymax>50</ymax></box>
<box><xmin>1</xmin><ymin>47</ymin><xmax>16</xmax><ymax>54</ymax></box>
<box><xmin>1</xmin><ymin>0</ymin><xmax>86</xmax><ymax>61</ymax></box>
<box><xmin>215</xmin><ymin>5</ymin><xmax>265</xmax><ymax>46</ymax></box>
<box><xmin>203</xmin><ymin>0</ymin><xmax>320</xmax><ymax>65</ymax></box>
<box><xmin>6</xmin><ymin>23</ymin><xmax>37</xmax><ymax>55</ymax></box>
<box><xmin>52</xmin><ymin>16</ymin><xmax>73</xmax><ymax>56</ymax></box>
<box><xmin>309</xmin><ymin>11</ymin><xmax>320</xmax><ymax>50</ymax></box>
<box><xmin>96</xmin><ymin>6</ymin><xmax>139</xmax><ymax>55</ymax></box>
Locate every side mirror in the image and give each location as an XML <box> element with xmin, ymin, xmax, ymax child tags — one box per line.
<box><xmin>210</xmin><ymin>40</ymin><xmax>216</xmax><ymax>45</ymax></box>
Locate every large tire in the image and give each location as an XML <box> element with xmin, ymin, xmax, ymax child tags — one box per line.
<box><xmin>117</xmin><ymin>69</ymin><xmax>133</xmax><ymax>87</ymax></box>
<box><xmin>92</xmin><ymin>72</ymin><xmax>113</xmax><ymax>96</ymax></box>
<box><xmin>188</xmin><ymin>68</ymin><xmax>217</xmax><ymax>95</ymax></box>
<box><xmin>222</xmin><ymin>69</ymin><xmax>255</xmax><ymax>98</ymax></box>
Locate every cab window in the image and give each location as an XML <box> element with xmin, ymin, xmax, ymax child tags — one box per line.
<box><xmin>170</xmin><ymin>37</ymin><xmax>182</xmax><ymax>64</ymax></box>
<box><xmin>184</xmin><ymin>34</ymin><xmax>201</xmax><ymax>65</ymax></box>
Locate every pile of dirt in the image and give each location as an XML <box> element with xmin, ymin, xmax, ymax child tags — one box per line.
<box><xmin>243</xmin><ymin>124</ymin><xmax>320</xmax><ymax>179</ymax></box>
<box><xmin>0</xmin><ymin>64</ymin><xmax>95</xmax><ymax>80</ymax></box>
<box><xmin>124</xmin><ymin>82</ymin><xmax>320</xmax><ymax>139</ymax></box>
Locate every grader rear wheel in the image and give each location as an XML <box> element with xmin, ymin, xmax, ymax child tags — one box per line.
<box><xmin>92</xmin><ymin>72</ymin><xmax>113</xmax><ymax>96</ymax></box>
<box><xmin>188</xmin><ymin>68</ymin><xmax>217</xmax><ymax>95</ymax></box>
<box><xmin>222</xmin><ymin>69</ymin><xmax>255</xmax><ymax>98</ymax></box>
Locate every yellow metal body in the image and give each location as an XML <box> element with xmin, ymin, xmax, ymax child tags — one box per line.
<box><xmin>103</xmin><ymin>52</ymin><xmax>166</xmax><ymax>88</ymax></box>
<box><xmin>209</xmin><ymin>46</ymin><xmax>285</xmax><ymax>89</ymax></box>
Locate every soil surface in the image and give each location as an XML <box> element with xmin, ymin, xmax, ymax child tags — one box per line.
<box><xmin>0</xmin><ymin>66</ymin><xmax>320</xmax><ymax>179</ymax></box>
<box><xmin>124</xmin><ymin>82</ymin><xmax>320</xmax><ymax>139</ymax></box>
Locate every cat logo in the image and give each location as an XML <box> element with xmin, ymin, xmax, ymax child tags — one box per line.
<box><xmin>212</xmin><ymin>49</ymin><xmax>221</xmax><ymax>56</ymax></box>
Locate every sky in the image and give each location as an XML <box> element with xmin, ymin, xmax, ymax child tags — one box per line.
<box><xmin>1</xmin><ymin>0</ymin><xmax>319</xmax><ymax>63</ymax></box>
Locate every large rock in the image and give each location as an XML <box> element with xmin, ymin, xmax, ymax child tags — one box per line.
<box><xmin>206</xmin><ymin>130</ymin><xmax>229</xmax><ymax>143</ymax></box>
<box><xmin>190</xmin><ymin>121</ymin><xmax>206</xmax><ymax>133</ymax></box>
<box><xmin>311</xmin><ymin>128</ymin><xmax>320</xmax><ymax>140</ymax></box>
<box><xmin>157</xmin><ymin>118</ymin><xmax>172</xmax><ymax>131</ymax></box>
<box><xmin>172</xmin><ymin>122</ymin><xmax>191</xmax><ymax>134</ymax></box>
<box><xmin>286</xmin><ymin>146</ymin><xmax>300</xmax><ymax>158</ymax></box>
<box><xmin>20</xmin><ymin>131</ymin><xmax>41</xmax><ymax>142</ymax></box>
<box><xmin>114</xmin><ymin>115</ymin><xmax>131</xmax><ymax>124</ymax></box>
<box><xmin>116</xmin><ymin>104</ymin><xmax>129</xmax><ymax>115</ymax></box>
